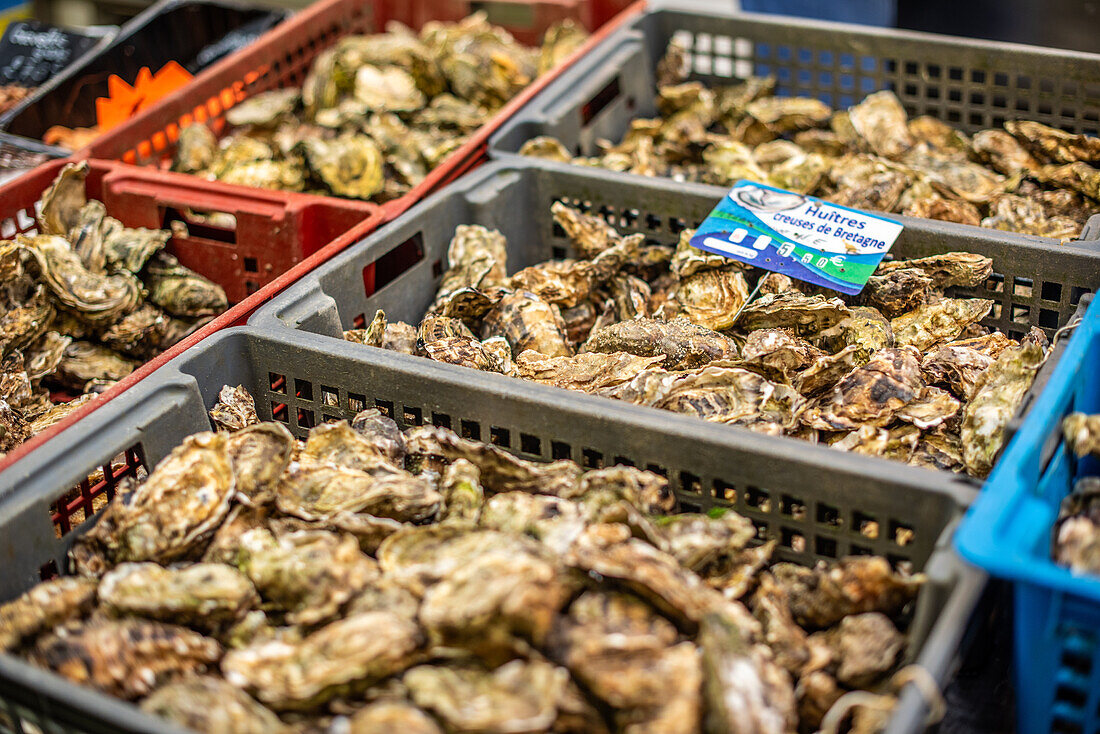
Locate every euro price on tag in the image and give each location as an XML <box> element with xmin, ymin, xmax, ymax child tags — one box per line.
<box><xmin>690</xmin><ymin>181</ymin><xmax>904</xmax><ymax>296</ymax></box>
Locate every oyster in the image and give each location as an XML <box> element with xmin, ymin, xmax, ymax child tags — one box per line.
<box><xmin>37</xmin><ymin>161</ymin><xmax>87</xmax><ymax>235</ymax></box>
<box><xmin>23</xmin><ymin>234</ymin><xmax>142</xmax><ymax>324</ymax></box>
<box><xmin>405</xmin><ymin>660</ymin><xmax>568</xmax><ymax>734</ymax></box>
<box><xmin>676</xmin><ymin>266</ymin><xmax>749</xmax><ymax>330</ymax></box>
<box><xmin>1065</xmin><ymin>412</ymin><xmax>1100</xmax><ymax>458</ymax></box>
<box><xmin>144</xmin><ymin>252</ymin><xmax>228</xmax><ymax>318</ymax></box>
<box><xmin>769</xmin><ymin>556</ymin><xmax>923</xmax><ymax>628</ymax></box>
<box><xmin>99</xmin><ymin>562</ymin><xmax>257</xmax><ymax>630</ymax></box>
<box><xmin>482</xmin><ymin>290</ymin><xmax>572</xmax><ymax>358</ymax></box>
<box><xmin>1053</xmin><ymin>477</ymin><xmax>1100</xmax><ymax>574</ymax></box>
<box><xmin>210</xmin><ymin>383</ymin><xmax>260</xmax><ymax>430</ymax></box>
<box><xmin>584</xmin><ymin>318</ymin><xmax>737</xmax><ymax>369</ymax></box>
<box><xmin>438</xmin><ymin>458</ymin><xmax>484</xmax><ymax>527</ymax></box>
<box><xmin>739</xmin><ymin>294</ymin><xmax>849</xmax><ymax>336</ymax></box>
<box><xmin>140</xmin><ymin>676</ymin><xmax>288</xmax><ymax>733</ymax></box>
<box><xmin>699</xmin><ymin>611</ymin><xmax>797</xmax><ymax>734</ymax></box>
<box><xmin>227</xmin><ymin>89</ymin><xmax>300</xmax><ymax>127</ymax></box>
<box><xmin>519</xmin><ymin>136</ymin><xmax>573</xmax><ymax>163</ymax></box>
<box><xmin>891</xmin><ymin>298</ymin><xmax>994</xmax><ymax>352</ymax></box>
<box><xmin>222</xmin><ymin>611</ymin><xmax>423</xmax><ymax>710</ymax></box>
<box><xmin>972</xmin><ymin>129</ymin><xmax>1041</xmax><ymax>175</ymax></box>
<box><xmin>174</xmin><ymin>124</ymin><xmax>218</xmax><ymax>173</ymax></box>
<box><xmin>961</xmin><ymin>342</ymin><xmax>1046</xmax><ymax>476</ymax></box>
<box><xmin>1006</xmin><ymin>120</ymin><xmax>1100</xmax><ymax>163</ymax></box>
<box><xmin>0</xmin><ymin>576</ymin><xmax>97</xmax><ymax>651</ymax></box>
<box><xmin>53</xmin><ymin>340</ymin><xmax>138</xmax><ymax>391</ymax></box>
<box><xmin>876</xmin><ymin>252</ymin><xmax>993</xmax><ymax>289</ymax></box>
<box><xmin>802</xmin><ymin>347</ymin><xmax>924</xmax><ymax>431</ymax></box>
<box><xmin>432</xmin><ymin>225</ymin><xmax>507</xmax><ymax>299</ymax></box>
<box><xmin>848</xmin><ymin>90</ymin><xmax>913</xmax><ymax>159</ymax></box>
<box><xmin>236</xmin><ymin>528</ymin><xmax>379</xmax><ymax>626</ymax></box>
<box><xmin>70</xmin><ymin>432</ymin><xmax>236</xmax><ymax>574</ymax></box>
<box><xmin>347</xmin><ymin>701</ymin><xmax>443</xmax><ymax>734</ymax></box>
<box><xmin>818</xmin><ymin>612</ymin><xmax>905</xmax><ymax>687</ymax></box>
<box><xmin>35</xmin><ymin>619</ymin><xmax>221</xmax><ymax>699</ymax></box>
<box><xmin>103</xmin><ymin>226</ymin><xmax>169</xmax><ymax>274</ymax></box>
<box><xmin>405</xmin><ymin>424</ymin><xmax>581</xmax><ymax>496</ymax></box>
<box><xmin>302</xmin><ymin>135</ymin><xmax>385</xmax><ymax>199</ymax></box>
<box><xmin>514</xmin><ymin>350</ymin><xmax>665</xmax><ymax>393</ymax></box>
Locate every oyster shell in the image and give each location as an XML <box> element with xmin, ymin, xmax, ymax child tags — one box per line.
<box><xmin>99</xmin><ymin>562</ymin><xmax>257</xmax><ymax>630</ymax></box>
<box><xmin>961</xmin><ymin>341</ymin><xmax>1046</xmax><ymax>476</ymax></box>
<box><xmin>405</xmin><ymin>660</ymin><xmax>568</xmax><ymax>734</ymax></box>
<box><xmin>1053</xmin><ymin>477</ymin><xmax>1100</xmax><ymax>574</ymax></box>
<box><xmin>482</xmin><ymin>290</ymin><xmax>572</xmax><ymax>358</ymax></box>
<box><xmin>143</xmin><ymin>252</ymin><xmax>228</xmax><ymax>318</ymax></box>
<box><xmin>802</xmin><ymin>346</ymin><xmax>924</xmax><ymax>430</ymax></box>
<box><xmin>23</xmin><ymin>234</ymin><xmax>142</xmax><ymax>324</ymax></box>
<box><xmin>210</xmin><ymin>383</ymin><xmax>260</xmax><ymax>430</ymax></box>
<box><xmin>53</xmin><ymin>340</ymin><xmax>137</xmax><ymax>391</ymax></box>
<box><xmin>222</xmin><ymin>611</ymin><xmax>423</xmax><ymax>710</ymax></box>
<box><xmin>972</xmin><ymin>129</ymin><xmax>1041</xmax><ymax>175</ymax></box>
<box><xmin>35</xmin><ymin>619</ymin><xmax>221</xmax><ymax>699</ymax></box>
<box><xmin>739</xmin><ymin>293</ymin><xmax>850</xmax><ymax>336</ymax></box>
<box><xmin>141</xmin><ymin>676</ymin><xmax>287</xmax><ymax>733</ymax></box>
<box><xmin>876</xmin><ymin>252</ymin><xmax>993</xmax><ymax>289</ymax></box>
<box><xmin>676</xmin><ymin>266</ymin><xmax>749</xmax><ymax>331</ymax></box>
<box><xmin>347</xmin><ymin>701</ymin><xmax>443</xmax><ymax>734</ymax></box>
<box><xmin>236</xmin><ymin>528</ymin><xmax>379</xmax><ymax>626</ymax></box>
<box><xmin>174</xmin><ymin>124</ymin><xmax>218</xmax><ymax>173</ymax></box>
<box><xmin>769</xmin><ymin>556</ymin><xmax>923</xmax><ymax>628</ymax></box>
<box><xmin>38</xmin><ymin>161</ymin><xmax>87</xmax><ymax>235</ymax></box>
<box><xmin>70</xmin><ymin>431</ymin><xmax>236</xmax><ymax>574</ymax></box>
<box><xmin>1064</xmin><ymin>412</ymin><xmax>1100</xmax><ymax>458</ymax></box>
<box><xmin>848</xmin><ymin>90</ymin><xmax>913</xmax><ymax>159</ymax></box>
<box><xmin>1006</xmin><ymin>120</ymin><xmax>1100</xmax><ymax>163</ymax></box>
<box><xmin>0</xmin><ymin>576</ymin><xmax>97</xmax><ymax>652</ymax></box>
<box><xmin>584</xmin><ymin>317</ymin><xmax>737</xmax><ymax>369</ymax></box>
<box><xmin>891</xmin><ymin>298</ymin><xmax>994</xmax><ymax>351</ymax></box>
<box><xmin>302</xmin><ymin>135</ymin><xmax>385</xmax><ymax>199</ymax></box>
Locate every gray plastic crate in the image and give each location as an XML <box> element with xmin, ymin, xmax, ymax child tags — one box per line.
<box><xmin>249</xmin><ymin>160</ymin><xmax>1100</xmax><ymax>497</ymax></box>
<box><xmin>488</xmin><ymin>5</ymin><xmax>1100</xmax><ymax>243</ymax></box>
<box><xmin>0</xmin><ymin>325</ymin><xmax>982</xmax><ymax>734</ymax></box>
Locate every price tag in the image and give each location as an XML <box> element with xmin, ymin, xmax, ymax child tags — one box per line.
<box><xmin>690</xmin><ymin>181</ymin><xmax>904</xmax><ymax>295</ymax></box>
<box><xmin>0</xmin><ymin>20</ymin><xmax>101</xmax><ymax>87</ymax></box>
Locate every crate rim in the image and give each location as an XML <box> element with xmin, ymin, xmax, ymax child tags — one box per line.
<box><xmin>956</xmin><ymin>294</ymin><xmax>1100</xmax><ymax>599</ymax></box>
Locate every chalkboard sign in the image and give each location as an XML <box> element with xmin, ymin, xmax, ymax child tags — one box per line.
<box><xmin>0</xmin><ymin>20</ymin><xmax>102</xmax><ymax>87</ymax></box>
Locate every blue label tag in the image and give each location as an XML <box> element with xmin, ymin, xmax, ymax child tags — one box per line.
<box><xmin>690</xmin><ymin>181</ymin><xmax>904</xmax><ymax>295</ymax></box>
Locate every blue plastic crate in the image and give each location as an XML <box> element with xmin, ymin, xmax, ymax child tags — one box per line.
<box><xmin>957</xmin><ymin>294</ymin><xmax>1100</xmax><ymax>734</ymax></box>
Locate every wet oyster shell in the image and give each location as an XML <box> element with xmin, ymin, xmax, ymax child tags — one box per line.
<box><xmin>23</xmin><ymin>234</ymin><xmax>141</xmax><ymax>325</ymax></box>
<box><xmin>144</xmin><ymin>252</ymin><xmax>229</xmax><ymax>318</ymax></box>
<box><xmin>769</xmin><ymin>556</ymin><xmax>923</xmax><ymax>628</ymax></box>
<box><xmin>802</xmin><ymin>346</ymin><xmax>923</xmax><ymax>430</ymax></box>
<box><xmin>348</xmin><ymin>701</ymin><xmax>443</xmax><ymax>734</ymax></box>
<box><xmin>972</xmin><ymin>129</ymin><xmax>1041</xmax><ymax>175</ymax></box>
<box><xmin>876</xmin><ymin>251</ymin><xmax>993</xmax><ymax>289</ymax></box>
<box><xmin>53</xmin><ymin>340</ymin><xmax>138</xmax><ymax>391</ymax></box>
<box><xmin>174</xmin><ymin>124</ymin><xmax>218</xmax><ymax>173</ymax></box>
<box><xmin>1006</xmin><ymin>120</ymin><xmax>1100</xmax><ymax>164</ymax></box>
<box><xmin>38</xmin><ymin>162</ymin><xmax>87</xmax><ymax>236</ymax></box>
<box><xmin>739</xmin><ymin>293</ymin><xmax>849</xmax><ymax>336</ymax></box>
<box><xmin>676</xmin><ymin>266</ymin><xmax>749</xmax><ymax>331</ymax></box>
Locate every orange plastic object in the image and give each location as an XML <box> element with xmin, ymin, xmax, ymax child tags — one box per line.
<box><xmin>95</xmin><ymin>62</ymin><xmax>194</xmax><ymax>132</ymax></box>
<box><xmin>81</xmin><ymin>0</ymin><xmax>647</xmax><ymax>219</ymax></box>
<box><xmin>0</xmin><ymin>158</ymin><xmax>385</xmax><ymax>476</ymax></box>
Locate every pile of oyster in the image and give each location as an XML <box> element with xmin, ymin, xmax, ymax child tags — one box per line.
<box><xmin>0</xmin><ymin>162</ymin><xmax>227</xmax><ymax>455</ymax></box>
<box><xmin>1</xmin><ymin>385</ymin><xmax>927</xmax><ymax>733</ymax></box>
<box><xmin>349</xmin><ymin>202</ymin><xmax>1049</xmax><ymax>478</ymax></box>
<box><xmin>172</xmin><ymin>14</ymin><xmax>588</xmax><ymax>202</ymax></box>
<box><xmin>1053</xmin><ymin>412</ymin><xmax>1100</xmax><ymax>574</ymax></box>
<box><xmin>522</xmin><ymin>40</ymin><xmax>1100</xmax><ymax>241</ymax></box>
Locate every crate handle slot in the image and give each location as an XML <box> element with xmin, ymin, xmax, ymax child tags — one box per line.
<box><xmin>362</xmin><ymin>232</ymin><xmax>425</xmax><ymax>297</ymax></box>
<box><xmin>161</xmin><ymin>206</ymin><xmax>238</xmax><ymax>245</ymax></box>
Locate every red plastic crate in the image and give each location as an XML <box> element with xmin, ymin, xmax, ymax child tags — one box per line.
<box><xmin>0</xmin><ymin>157</ymin><xmax>386</xmax><ymax>475</ymax></box>
<box><xmin>80</xmin><ymin>0</ymin><xmax>646</xmax><ymax>219</ymax></box>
